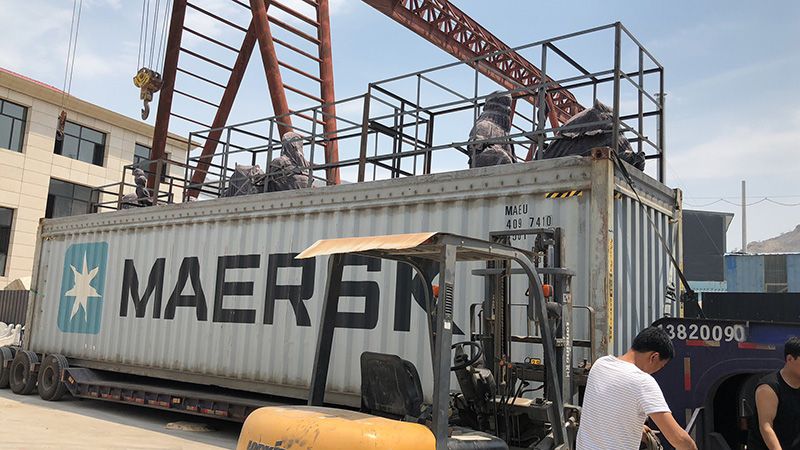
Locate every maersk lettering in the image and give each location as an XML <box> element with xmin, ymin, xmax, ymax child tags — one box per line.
<box><xmin>336</xmin><ymin>255</ymin><xmax>380</xmax><ymax>329</ymax></box>
<box><xmin>120</xmin><ymin>258</ymin><xmax>165</xmax><ymax>319</ymax></box>
<box><xmin>264</xmin><ymin>253</ymin><xmax>315</xmax><ymax>326</ymax></box>
<box><xmin>213</xmin><ymin>254</ymin><xmax>260</xmax><ymax>324</ymax></box>
<box><xmin>119</xmin><ymin>251</ymin><xmax>450</xmax><ymax>330</ymax></box>
<box><xmin>165</xmin><ymin>257</ymin><xmax>208</xmax><ymax>321</ymax></box>
<box><xmin>394</xmin><ymin>262</ymin><xmax>463</xmax><ymax>335</ymax></box>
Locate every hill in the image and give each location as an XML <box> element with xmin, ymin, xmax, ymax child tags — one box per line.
<box><xmin>747</xmin><ymin>224</ymin><xmax>800</xmax><ymax>253</ymax></box>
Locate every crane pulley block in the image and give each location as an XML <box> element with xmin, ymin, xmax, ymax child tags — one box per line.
<box><xmin>133</xmin><ymin>67</ymin><xmax>163</xmax><ymax>120</ymax></box>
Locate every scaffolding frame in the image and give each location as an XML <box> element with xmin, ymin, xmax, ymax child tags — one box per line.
<box><xmin>141</xmin><ymin>22</ymin><xmax>663</xmax><ymax>204</ymax></box>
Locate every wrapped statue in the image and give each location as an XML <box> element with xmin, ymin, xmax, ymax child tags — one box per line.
<box><xmin>223</xmin><ymin>164</ymin><xmax>265</xmax><ymax>197</ymax></box>
<box><xmin>467</xmin><ymin>91</ymin><xmax>516</xmax><ymax>168</ymax></box>
<box><xmin>542</xmin><ymin>100</ymin><xmax>645</xmax><ymax>170</ymax></box>
<box><xmin>121</xmin><ymin>168</ymin><xmax>152</xmax><ymax>208</ymax></box>
<box><xmin>267</xmin><ymin>132</ymin><xmax>311</xmax><ymax>192</ymax></box>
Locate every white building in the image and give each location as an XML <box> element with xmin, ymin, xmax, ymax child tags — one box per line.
<box><xmin>0</xmin><ymin>68</ymin><xmax>188</xmax><ymax>287</ymax></box>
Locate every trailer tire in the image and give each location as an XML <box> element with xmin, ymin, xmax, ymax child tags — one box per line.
<box><xmin>0</xmin><ymin>346</ymin><xmax>15</xmax><ymax>388</ymax></box>
<box><xmin>38</xmin><ymin>354</ymin><xmax>69</xmax><ymax>401</ymax></box>
<box><xmin>9</xmin><ymin>350</ymin><xmax>38</xmax><ymax>395</ymax></box>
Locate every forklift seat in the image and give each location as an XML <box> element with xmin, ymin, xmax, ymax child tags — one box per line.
<box><xmin>360</xmin><ymin>352</ymin><xmax>424</xmax><ymax>420</ymax></box>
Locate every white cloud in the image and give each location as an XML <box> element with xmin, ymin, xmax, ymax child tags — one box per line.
<box><xmin>670</xmin><ymin>118</ymin><xmax>800</xmax><ymax>181</ymax></box>
<box><xmin>0</xmin><ymin>2</ymin><xmax>73</xmax><ymax>79</ymax></box>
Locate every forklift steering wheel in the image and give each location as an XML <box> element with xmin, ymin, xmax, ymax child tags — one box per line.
<box><xmin>451</xmin><ymin>341</ymin><xmax>483</xmax><ymax>371</ymax></box>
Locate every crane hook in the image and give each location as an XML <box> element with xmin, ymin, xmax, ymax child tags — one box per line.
<box><xmin>133</xmin><ymin>67</ymin><xmax>163</xmax><ymax>120</ymax></box>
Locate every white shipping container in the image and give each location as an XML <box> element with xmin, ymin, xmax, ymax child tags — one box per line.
<box><xmin>26</xmin><ymin>152</ymin><xmax>681</xmax><ymax>405</ymax></box>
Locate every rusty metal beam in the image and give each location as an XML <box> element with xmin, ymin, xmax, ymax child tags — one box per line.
<box><xmin>149</xmin><ymin>0</ymin><xmax>188</xmax><ymax>189</ymax></box>
<box><xmin>250</xmin><ymin>0</ymin><xmax>293</xmax><ymax>136</ymax></box>
<box><xmin>361</xmin><ymin>0</ymin><xmax>583</xmax><ymax>126</ymax></box>
<box><xmin>187</xmin><ymin>20</ymin><xmax>258</xmax><ymax>198</ymax></box>
<box><xmin>317</xmin><ymin>0</ymin><xmax>340</xmax><ymax>184</ymax></box>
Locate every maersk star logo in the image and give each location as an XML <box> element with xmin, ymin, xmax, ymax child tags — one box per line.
<box><xmin>58</xmin><ymin>242</ymin><xmax>108</xmax><ymax>334</ymax></box>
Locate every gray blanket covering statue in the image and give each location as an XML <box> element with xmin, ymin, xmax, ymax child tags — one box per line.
<box><xmin>267</xmin><ymin>132</ymin><xmax>311</xmax><ymax>192</ymax></box>
<box><xmin>467</xmin><ymin>91</ymin><xmax>516</xmax><ymax>168</ymax></box>
<box><xmin>542</xmin><ymin>100</ymin><xmax>645</xmax><ymax>170</ymax></box>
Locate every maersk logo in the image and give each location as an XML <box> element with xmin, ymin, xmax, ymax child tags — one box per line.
<box><xmin>58</xmin><ymin>242</ymin><xmax>108</xmax><ymax>334</ymax></box>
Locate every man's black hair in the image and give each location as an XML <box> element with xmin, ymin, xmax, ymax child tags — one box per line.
<box><xmin>785</xmin><ymin>336</ymin><xmax>800</xmax><ymax>359</ymax></box>
<box><xmin>632</xmin><ymin>326</ymin><xmax>675</xmax><ymax>360</ymax></box>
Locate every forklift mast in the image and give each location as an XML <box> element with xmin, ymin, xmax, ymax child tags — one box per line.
<box><xmin>299</xmin><ymin>232</ymin><xmax>574</xmax><ymax>450</ymax></box>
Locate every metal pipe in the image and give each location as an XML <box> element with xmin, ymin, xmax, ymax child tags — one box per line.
<box><xmin>611</xmin><ymin>23</ymin><xmax>622</xmax><ymax>153</ymax></box>
<box><xmin>658</xmin><ymin>70</ymin><xmax>666</xmax><ymax>182</ymax></box>
<box><xmin>249</xmin><ymin>0</ymin><xmax>292</xmax><ymax>136</ymax></box>
<box><xmin>742</xmin><ymin>180</ymin><xmax>747</xmax><ymax>253</ymax></box>
<box><xmin>357</xmin><ymin>88</ymin><xmax>371</xmax><ymax>182</ymax></box>
<box><xmin>149</xmin><ymin>0</ymin><xmax>188</xmax><ymax>189</ymax></box>
<box><xmin>186</xmin><ymin>22</ymin><xmax>256</xmax><ymax>199</ymax></box>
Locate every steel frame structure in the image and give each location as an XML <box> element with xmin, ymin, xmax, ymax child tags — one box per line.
<box><xmin>150</xmin><ymin>0</ymin><xmax>587</xmax><ymax>193</ymax></box>
<box><xmin>362</xmin><ymin>0</ymin><xmax>583</xmax><ymax>127</ymax></box>
<box><xmin>178</xmin><ymin>22</ymin><xmax>665</xmax><ymax>201</ymax></box>
<box><xmin>149</xmin><ymin>0</ymin><xmax>340</xmax><ymax>193</ymax></box>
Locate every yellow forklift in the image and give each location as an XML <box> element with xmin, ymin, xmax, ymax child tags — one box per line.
<box><xmin>237</xmin><ymin>231</ymin><xmax>582</xmax><ymax>450</ymax></box>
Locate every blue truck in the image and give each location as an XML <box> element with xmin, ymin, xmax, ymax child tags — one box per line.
<box><xmin>654</xmin><ymin>301</ymin><xmax>800</xmax><ymax>449</ymax></box>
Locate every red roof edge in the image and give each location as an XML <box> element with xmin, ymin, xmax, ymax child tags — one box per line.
<box><xmin>0</xmin><ymin>67</ymin><xmax>65</xmax><ymax>95</ymax></box>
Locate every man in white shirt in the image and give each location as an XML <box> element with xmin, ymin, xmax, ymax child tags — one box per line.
<box><xmin>576</xmin><ymin>326</ymin><xmax>697</xmax><ymax>450</ymax></box>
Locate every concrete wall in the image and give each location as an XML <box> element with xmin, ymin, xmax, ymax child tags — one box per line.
<box><xmin>0</xmin><ymin>69</ymin><xmax>187</xmax><ymax>287</ymax></box>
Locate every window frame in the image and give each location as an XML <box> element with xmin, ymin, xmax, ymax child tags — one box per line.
<box><xmin>133</xmin><ymin>142</ymin><xmax>168</xmax><ymax>181</ymax></box>
<box><xmin>133</xmin><ymin>143</ymin><xmax>151</xmax><ymax>165</ymax></box>
<box><xmin>0</xmin><ymin>206</ymin><xmax>13</xmax><ymax>277</ymax></box>
<box><xmin>53</xmin><ymin>120</ymin><xmax>107</xmax><ymax>166</ymax></box>
<box><xmin>0</xmin><ymin>98</ymin><xmax>28</xmax><ymax>152</ymax></box>
<box><xmin>45</xmin><ymin>178</ymin><xmax>99</xmax><ymax>219</ymax></box>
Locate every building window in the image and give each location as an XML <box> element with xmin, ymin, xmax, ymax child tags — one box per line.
<box><xmin>54</xmin><ymin>121</ymin><xmax>106</xmax><ymax>166</ymax></box>
<box><xmin>45</xmin><ymin>179</ymin><xmax>98</xmax><ymax>219</ymax></box>
<box><xmin>764</xmin><ymin>254</ymin><xmax>788</xmax><ymax>293</ymax></box>
<box><xmin>133</xmin><ymin>143</ymin><xmax>151</xmax><ymax>165</ymax></box>
<box><xmin>0</xmin><ymin>207</ymin><xmax>12</xmax><ymax>276</ymax></box>
<box><xmin>133</xmin><ymin>143</ymin><xmax>167</xmax><ymax>181</ymax></box>
<box><xmin>0</xmin><ymin>99</ymin><xmax>27</xmax><ymax>152</ymax></box>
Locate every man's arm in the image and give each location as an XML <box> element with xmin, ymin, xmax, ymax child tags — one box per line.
<box><xmin>649</xmin><ymin>412</ymin><xmax>697</xmax><ymax>450</ymax></box>
<box><xmin>755</xmin><ymin>384</ymin><xmax>782</xmax><ymax>450</ymax></box>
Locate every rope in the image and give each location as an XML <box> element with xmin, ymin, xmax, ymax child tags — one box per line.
<box><xmin>60</xmin><ymin>0</ymin><xmax>81</xmax><ymax>105</ymax></box>
<box><xmin>149</xmin><ymin>0</ymin><xmax>162</xmax><ymax>68</ymax></box>
<box><xmin>65</xmin><ymin>0</ymin><xmax>83</xmax><ymax>96</ymax></box>
<box><xmin>684</xmin><ymin>197</ymin><xmax>800</xmax><ymax>207</ymax></box>
<box><xmin>157</xmin><ymin>0</ymin><xmax>173</xmax><ymax>71</ymax></box>
<box><xmin>143</xmin><ymin>0</ymin><xmax>151</xmax><ymax>68</ymax></box>
<box><xmin>138</xmin><ymin>0</ymin><xmax>147</xmax><ymax>69</ymax></box>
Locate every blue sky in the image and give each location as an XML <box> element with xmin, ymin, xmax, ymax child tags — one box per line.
<box><xmin>2</xmin><ymin>0</ymin><xmax>798</xmax><ymax>250</ymax></box>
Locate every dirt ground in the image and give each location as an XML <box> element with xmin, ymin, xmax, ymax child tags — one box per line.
<box><xmin>0</xmin><ymin>389</ymin><xmax>241</xmax><ymax>449</ymax></box>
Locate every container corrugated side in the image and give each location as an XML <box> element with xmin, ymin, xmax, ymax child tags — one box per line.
<box><xmin>725</xmin><ymin>255</ymin><xmax>765</xmax><ymax>292</ymax></box>
<box><xmin>27</xmin><ymin>155</ymin><xmax>680</xmax><ymax>404</ymax></box>
<box><xmin>788</xmin><ymin>255</ymin><xmax>800</xmax><ymax>292</ymax></box>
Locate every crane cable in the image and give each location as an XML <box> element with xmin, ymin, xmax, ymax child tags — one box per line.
<box><xmin>134</xmin><ymin>0</ymin><xmax>169</xmax><ymax>119</ymax></box>
<box><xmin>56</xmin><ymin>0</ymin><xmax>83</xmax><ymax>141</ymax></box>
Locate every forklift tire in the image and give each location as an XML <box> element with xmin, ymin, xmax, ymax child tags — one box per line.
<box><xmin>9</xmin><ymin>350</ymin><xmax>38</xmax><ymax>395</ymax></box>
<box><xmin>38</xmin><ymin>354</ymin><xmax>69</xmax><ymax>401</ymax></box>
<box><xmin>0</xmin><ymin>346</ymin><xmax>15</xmax><ymax>388</ymax></box>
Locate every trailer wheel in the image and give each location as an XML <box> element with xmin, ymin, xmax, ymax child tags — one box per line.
<box><xmin>38</xmin><ymin>354</ymin><xmax>69</xmax><ymax>401</ymax></box>
<box><xmin>9</xmin><ymin>350</ymin><xmax>39</xmax><ymax>395</ymax></box>
<box><xmin>0</xmin><ymin>346</ymin><xmax>15</xmax><ymax>388</ymax></box>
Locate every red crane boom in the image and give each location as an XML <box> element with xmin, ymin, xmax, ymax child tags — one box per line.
<box><xmin>362</xmin><ymin>0</ymin><xmax>584</xmax><ymax>126</ymax></box>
